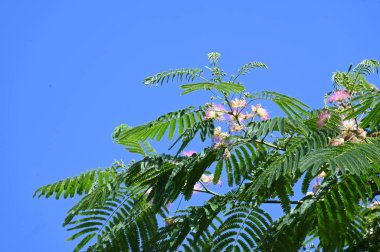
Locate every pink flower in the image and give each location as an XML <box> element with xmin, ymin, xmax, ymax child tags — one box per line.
<box><xmin>201</xmin><ymin>174</ymin><xmax>213</xmax><ymax>185</ymax></box>
<box><xmin>213</xmin><ymin>142</ymin><xmax>226</xmax><ymax>149</ymax></box>
<box><xmin>256</xmin><ymin>104</ymin><xmax>269</xmax><ymax>121</ymax></box>
<box><xmin>340</xmin><ymin>119</ymin><xmax>357</xmax><ymax>131</ymax></box>
<box><xmin>229</xmin><ymin>122</ymin><xmax>244</xmax><ymax>132</ymax></box>
<box><xmin>230</xmin><ymin>98</ymin><xmax>247</xmax><ymax>108</ymax></box>
<box><xmin>192</xmin><ymin>182</ymin><xmax>203</xmax><ymax>195</ymax></box>
<box><xmin>214</xmin><ymin>126</ymin><xmax>222</xmax><ymax>136</ymax></box>
<box><xmin>205</xmin><ymin>109</ymin><xmax>216</xmax><ymax>119</ymax></box>
<box><xmin>204</xmin><ymin>104</ymin><xmax>227</xmax><ymax>121</ymax></box>
<box><xmin>328</xmin><ymin>90</ymin><xmax>350</xmax><ymax>103</ymax></box>
<box><xmin>330</xmin><ymin>138</ymin><xmax>344</xmax><ymax>146</ymax></box>
<box><xmin>223</xmin><ymin>148</ymin><xmax>231</xmax><ymax>159</ymax></box>
<box><xmin>217</xmin><ymin>178</ymin><xmax>222</xmax><ymax>187</ymax></box>
<box><xmin>183</xmin><ymin>150</ymin><xmax>197</xmax><ymax>157</ymax></box>
<box><xmin>317</xmin><ymin>110</ymin><xmax>331</xmax><ymax>128</ymax></box>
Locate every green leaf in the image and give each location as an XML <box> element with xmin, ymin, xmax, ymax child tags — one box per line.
<box><xmin>180</xmin><ymin>82</ymin><xmax>245</xmax><ymax>95</ymax></box>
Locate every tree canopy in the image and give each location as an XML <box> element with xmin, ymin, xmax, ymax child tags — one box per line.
<box><xmin>35</xmin><ymin>53</ymin><xmax>380</xmax><ymax>251</ymax></box>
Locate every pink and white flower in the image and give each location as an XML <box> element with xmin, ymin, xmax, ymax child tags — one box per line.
<box><xmin>229</xmin><ymin>122</ymin><xmax>244</xmax><ymax>132</ymax></box>
<box><xmin>230</xmin><ymin>98</ymin><xmax>247</xmax><ymax>108</ymax></box>
<box><xmin>205</xmin><ymin>104</ymin><xmax>227</xmax><ymax>121</ymax></box>
<box><xmin>340</xmin><ymin>119</ymin><xmax>357</xmax><ymax>132</ymax></box>
<box><xmin>256</xmin><ymin>104</ymin><xmax>270</xmax><ymax>121</ymax></box>
<box><xmin>330</xmin><ymin>138</ymin><xmax>345</xmax><ymax>146</ymax></box>
<box><xmin>328</xmin><ymin>90</ymin><xmax>350</xmax><ymax>103</ymax></box>
<box><xmin>192</xmin><ymin>182</ymin><xmax>203</xmax><ymax>195</ymax></box>
<box><xmin>317</xmin><ymin>110</ymin><xmax>331</xmax><ymax>128</ymax></box>
<box><xmin>183</xmin><ymin>150</ymin><xmax>197</xmax><ymax>157</ymax></box>
<box><xmin>217</xmin><ymin>178</ymin><xmax>222</xmax><ymax>187</ymax></box>
<box><xmin>223</xmin><ymin>148</ymin><xmax>231</xmax><ymax>159</ymax></box>
<box><xmin>214</xmin><ymin>126</ymin><xmax>222</xmax><ymax>137</ymax></box>
<box><xmin>201</xmin><ymin>174</ymin><xmax>214</xmax><ymax>185</ymax></box>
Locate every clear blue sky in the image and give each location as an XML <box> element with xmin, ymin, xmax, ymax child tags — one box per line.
<box><xmin>2</xmin><ymin>1</ymin><xmax>380</xmax><ymax>251</ymax></box>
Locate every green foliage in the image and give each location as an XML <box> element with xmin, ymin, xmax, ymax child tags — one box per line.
<box><xmin>36</xmin><ymin>54</ymin><xmax>380</xmax><ymax>251</ymax></box>
<box><xmin>34</xmin><ymin>162</ymin><xmax>123</xmax><ymax>200</ymax></box>
<box><xmin>211</xmin><ymin>205</ymin><xmax>272</xmax><ymax>251</ymax></box>
<box><xmin>144</xmin><ymin>68</ymin><xmax>203</xmax><ymax>85</ymax></box>
<box><xmin>248</xmin><ymin>91</ymin><xmax>310</xmax><ymax>118</ymax></box>
<box><xmin>234</xmin><ymin>61</ymin><xmax>268</xmax><ymax>80</ymax></box>
<box><xmin>180</xmin><ymin>82</ymin><xmax>245</xmax><ymax>95</ymax></box>
<box><xmin>113</xmin><ymin>106</ymin><xmax>206</xmax><ymax>153</ymax></box>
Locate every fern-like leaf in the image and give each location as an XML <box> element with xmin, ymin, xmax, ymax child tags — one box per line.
<box><xmin>144</xmin><ymin>68</ymin><xmax>203</xmax><ymax>85</ymax></box>
<box><xmin>248</xmin><ymin>91</ymin><xmax>309</xmax><ymax>118</ymax></box>
<box><xmin>180</xmin><ymin>82</ymin><xmax>245</xmax><ymax>95</ymax></box>
<box><xmin>211</xmin><ymin>205</ymin><xmax>272</xmax><ymax>251</ymax></box>
<box><xmin>33</xmin><ymin>163</ymin><xmax>122</xmax><ymax>199</ymax></box>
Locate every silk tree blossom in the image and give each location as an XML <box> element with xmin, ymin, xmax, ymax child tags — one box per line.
<box><xmin>183</xmin><ymin>150</ymin><xmax>197</xmax><ymax>157</ymax></box>
<box><xmin>204</xmin><ymin>103</ymin><xmax>227</xmax><ymax>121</ymax></box>
<box><xmin>201</xmin><ymin>174</ymin><xmax>214</xmax><ymax>185</ymax></box>
<box><xmin>241</xmin><ymin>112</ymin><xmax>254</xmax><ymax>121</ymax></box>
<box><xmin>214</xmin><ymin>126</ymin><xmax>222</xmax><ymax>137</ymax></box>
<box><xmin>330</xmin><ymin>138</ymin><xmax>345</xmax><ymax>146</ymax></box>
<box><xmin>357</xmin><ymin>128</ymin><xmax>367</xmax><ymax>140</ymax></box>
<box><xmin>230</xmin><ymin>98</ymin><xmax>247</xmax><ymax>108</ymax></box>
<box><xmin>220</xmin><ymin>132</ymin><xmax>230</xmax><ymax>139</ymax></box>
<box><xmin>223</xmin><ymin>148</ymin><xmax>231</xmax><ymax>160</ymax></box>
<box><xmin>213</xmin><ymin>126</ymin><xmax>230</xmax><ymax>146</ymax></box>
<box><xmin>217</xmin><ymin>178</ymin><xmax>222</xmax><ymax>187</ymax></box>
<box><xmin>341</xmin><ymin>119</ymin><xmax>357</xmax><ymax>132</ymax></box>
<box><xmin>230</xmin><ymin>112</ymin><xmax>254</xmax><ymax>123</ymax></box>
<box><xmin>368</xmin><ymin>201</ymin><xmax>380</xmax><ymax>209</ymax></box>
<box><xmin>328</xmin><ymin>90</ymin><xmax>350</xmax><ymax>103</ymax></box>
<box><xmin>213</xmin><ymin>141</ymin><xmax>227</xmax><ymax>149</ymax></box>
<box><xmin>229</xmin><ymin>122</ymin><xmax>244</xmax><ymax>132</ymax></box>
<box><xmin>255</xmin><ymin>104</ymin><xmax>270</xmax><ymax>121</ymax></box>
<box><xmin>192</xmin><ymin>182</ymin><xmax>203</xmax><ymax>195</ymax></box>
<box><xmin>228</xmin><ymin>113</ymin><xmax>246</xmax><ymax>124</ymax></box>
<box><xmin>317</xmin><ymin>110</ymin><xmax>331</xmax><ymax>128</ymax></box>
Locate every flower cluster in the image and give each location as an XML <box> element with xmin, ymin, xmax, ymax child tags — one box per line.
<box><xmin>201</xmin><ymin>173</ymin><xmax>222</xmax><ymax>186</ymax></box>
<box><xmin>204</xmin><ymin>103</ymin><xmax>227</xmax><ymax>121</ymax></box>
<box><xmin>183</xmin><ymin>150</ymin><xmax>197</xmax><ymax>157</ymax></box>
<box><xmin>192</xmin><ymin>174</ymin><xmax>222</xmax><ymax>195</ymax></box>
<box><xmin>317</xmin><ymin>110</ymin><xmax>331</xmax><ymax>128</ymax></box>
<box><xmin>368</xmin><ymin>201</ymin><xmax>380</xmax><ymax>210</ymax></box>
<box><xmin>212</xmin><ymin>126</ymin><xmax>230</xmax><ymax>148</ymax></box>
<box><xmin>230</xmin><ymin>98</ymin><xmax>247</xmax><ymax>108</ymax></box>
<box><xmin>190</xmin><ymin>97</ymin><xmax>270</xmax><ymax>197</ymax></box>
<box><xmin>329</xmin><ymin>119</ymin><xmax>367</xmax><ymax>146</ymax></box>
<box><xmin>309</xmin><ymin>171</ymin><xmax>327</xmax><ymax>194</ymax></box>
<box><xmin>328</xmin><ymin>90</ymin><xmax>350</xmax><ymax>103</ymax></box>
<box><xmin>318</xmin><ymin>88</ymin><xmax>367</xmax><ymax>146</ymax></box>
<box><xmin>253</xmin><ymin>104</ymin><xmax>270</xmax><ymax>121</ymax></box>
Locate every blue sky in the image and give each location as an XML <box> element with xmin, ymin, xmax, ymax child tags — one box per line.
<box><xmin>2</xmin><ymin>0</ymin><xmax>380</xmax><ymax>251</ymax></box>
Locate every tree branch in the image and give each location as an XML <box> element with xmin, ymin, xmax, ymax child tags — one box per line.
<box><xmin>262</xmin><ymin>200</ymin><xmax>302</xmax><ymax>205</ymax></box>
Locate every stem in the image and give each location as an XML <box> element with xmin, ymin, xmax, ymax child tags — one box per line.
<box><xmin>199</xmin><ymin>75</ymin><xmax>210</xmax><ymax>82</ymax></box>
<box><xmin>255</xmin><ymin>139</ymin><xmax>286</xmax><ymax>151</ymax></box>
<box><xmin>198</xmin><ymin>181</ymin><xmax>223</xmax><ymax>196</ymax></box>
<box><xmin>193</xmin><ymin>189</ymin><xmax>222</xmax><ymax>196</ymax></box>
